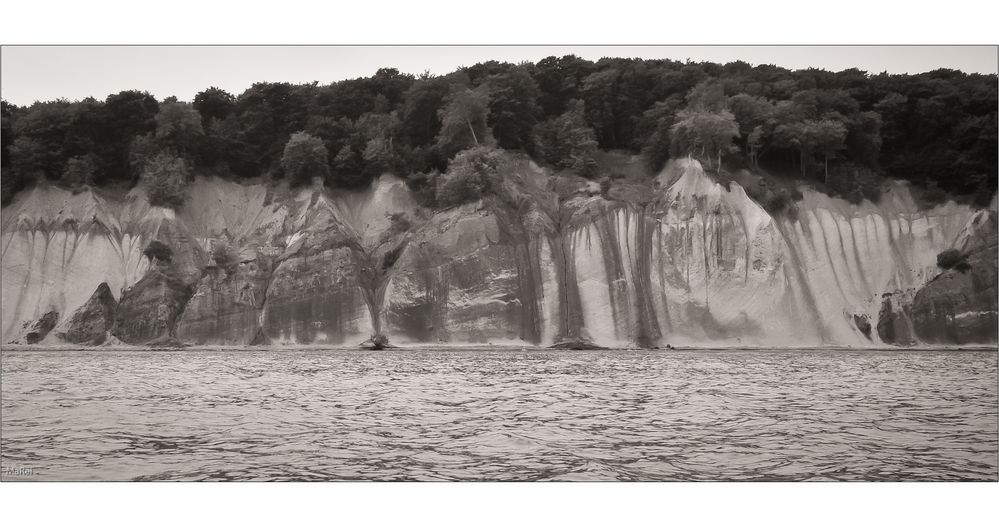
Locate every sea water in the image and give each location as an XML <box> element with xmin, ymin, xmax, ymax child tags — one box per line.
<box><xmin>1</xmin><ymin>348</ymin><xmax>996</xmax><ymax>481</ymax></box>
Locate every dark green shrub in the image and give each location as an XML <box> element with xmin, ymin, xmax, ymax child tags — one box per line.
<box><xmin>143</xmin><ymin>240</ymin><xmax>173</xmax><ymax>263</ymax></box>
<box><xmin>210</xmin><ymin>240</ymin><xmax>239</xmax><ymax>274</ymax></box>
<box><xmin>435</xmin><ymin>146</ymin><xmax>504</xmax><ymax>207</ymax></box>
<box><xmin>936</xmin><ymin>248</ymin><xmax>970</xmax><ymax>271</ymax></box>
<box><xmin>281</xmin><ymin>132</ymin><xmax>330</xmax><ymax>187</ymax></box>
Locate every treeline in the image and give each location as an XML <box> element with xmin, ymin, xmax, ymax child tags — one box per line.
<box><xmin>1</xmin><ymin>56</ymin><xmax>996</xmax><ymax>207</ymax></box>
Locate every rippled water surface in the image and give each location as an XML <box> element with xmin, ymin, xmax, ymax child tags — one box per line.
<box><xmin>2</xmin><ymin>348</ymin><xmax>996</xmax><ymax>481</ymax></box>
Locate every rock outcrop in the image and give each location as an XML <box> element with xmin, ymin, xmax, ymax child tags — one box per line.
<box><xmin>877</xmin><ymin>291</ymin><xmax>916</xmax><ymax>345</ymax></box>
<box><xmin>909</xmin><ymin>209</ymin><xmax>998</xmax><ymax>344</ymax></box>
<box><xmin>56</xmin><ymin>282</ymin><xmax>117</xmax><ymax>345</ymax></box>
<box><xmin>9</xmin><ymin>310</ymin><xmax>60</xmax><ymax>344</ymax></box>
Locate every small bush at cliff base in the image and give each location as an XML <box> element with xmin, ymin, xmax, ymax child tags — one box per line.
<box><xmin>210</xmin><ymin>240</ymin><xmax>239</xmax><ymax>274</ymax></box>
<box><xmin>143</xmin><ymin>240</ymin><xmax>173</xmax><ymax>263</ymax></box>
<box><xmin>937</xmin><ymin>248</ymin><xmax>971</xmax><ymax>272</ymax></box>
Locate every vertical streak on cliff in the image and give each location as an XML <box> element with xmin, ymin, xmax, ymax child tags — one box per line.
<box><xmin>422</xmin><ymin>264</ymin><xmax>450</xmax><ymax>342</ymax></box>
<box><xmin>838</xmin><ymin>214</ymin><xmax>867</xmax><ymax>299</ymax></box>
<box><xmin>683</xmin><ymin>219</ymin><xmax>692</xmax><ymax>292</ymax></box>
<box><xmin>701</xmin><ymin>209</ymin><xmax>710</xmax><ymax>307</ymax></box>
<box><xmin>774</xmin><ymin>218</ymin><xmax>829</xmax><ymax>343</ymax></box>
<box><xmin>810</xmin><ymin>211</ymin><xmax>849</xmax><ymax>306</ymax></box>
<box><xmin>513</xmin><ymin>239</ymin><xmax>544</xmax><ymax>344</ymax></box>
<box><xmin>32</xmin><ymin>228</ymin><xmax>56</xmax><ymax>322</ymax></box>
<box><xmin>549</xmin><ymin>232</ymin><xmax>585</xmax><ymax>341</ymax></box>
<box><xmin>632</xmin><ymin>207</ymin><xmax>663</xmax><ymax>347</ymax></box>
<box><xmin>731</xmin><ymin>206</ymin><xmax>751</xmax><ymax>282</ymax></box>
<box><xmin>846</xmin><ymin>218</ymin><xmax>873</xmax><ymax>297</ymax></box>
<box><xmin>4</xmin><ymin>231</ymin><xmax>36</xmax><ymax>336</ymax></box>
<box><xmin>653</xmin><ymin>221</ymin><xmax>673</xmax><ymax>335</ymax></box>
<box><xmin>594</xmin><ymin>213</ymin><xmax>628</xmax><ymax>339</ymax></box>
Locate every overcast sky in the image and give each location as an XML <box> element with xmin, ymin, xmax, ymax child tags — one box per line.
<box><xmin>2</xmin><ymin>46</ymin><xmax>996</xmax><ymax>105</ymax></box>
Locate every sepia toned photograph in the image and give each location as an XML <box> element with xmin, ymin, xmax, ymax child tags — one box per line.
<box><xmin>1</xmin><ymin>43</ymin><xmax>995</xmax><ymax>486</ymax></box>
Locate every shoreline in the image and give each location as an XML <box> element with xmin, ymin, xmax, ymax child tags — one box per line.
<box><xmin>2</xmin><ymin>343</ymin><xmax>997</xmax><ymax>353</ymax></box>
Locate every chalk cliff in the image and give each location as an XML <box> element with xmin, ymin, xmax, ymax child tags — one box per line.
<box><xmin>3</xmin><ymin>157</ymin><xmax>995</xmax><ymax>347</ymax></box>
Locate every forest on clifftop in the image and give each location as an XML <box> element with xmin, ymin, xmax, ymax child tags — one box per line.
<box><xmin>2</xmin><ymin>55</ymin><xmax>996</xmax><ymax>210</ymax></box>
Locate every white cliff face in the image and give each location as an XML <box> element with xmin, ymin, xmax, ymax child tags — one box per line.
<box><xmin>558</xmin><ymin>160</ymin><xmax>790</xmax><ymax>347</ymax></box>
<box><xmin>559</xmin><ymin>159</ymin><xmax>976</xmax><ymax>347</ymax></box>
<box><xmin>1</xmin><ymin>185</ymin><xmax>159</xmax><ymax>340</ymax></box>
<box><xmin>1</xmin><ymin>160</ymin><xmax>989</xmax><ymax>347</ymax></box>
<box><xmin>776</xmin><ymin>184</ymin><xmax>972</xmax><ymax>345</ymax></box>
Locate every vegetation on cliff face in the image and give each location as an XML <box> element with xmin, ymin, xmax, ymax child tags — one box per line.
<box><xmin>936</xmin><ymin>248</ymin><xmax>971</xmax><ymax>271</ymax></box>
<box><xmin>2</xmin><ymin>58</ymin><xmax>996</xmax><ymax>209</ymax></box>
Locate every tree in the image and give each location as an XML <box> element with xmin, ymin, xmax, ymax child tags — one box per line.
<box><xmin>728</xmin><ymin>93</ymin><xmax>775</xmax><ymax>166</ymax></box>
<box><xmin>846</xmin><ymin>111</ymin><xmax>883</xmax><ymax>168</ymax></box>
<box><xmin>368</xmin><ymin>67</ymin><xmax>414</xmax><ymax>109</ymax></box>
<box><xmin>10</xmin><ymin>137</ymin><xmax>48</xmax><ymax>183</ymax></box>
<box><xmin>3</xmin><ymin>55</ymin><xmax>997</xmax><ymax>208</ymax></box>
<box><xmin>810</xmin><ymin>119</ymin><xmax>848</xmax><ymax>184</ymax></box>
<box><xmin>100</xmin><ymin>90</ymin><xmax>159</xmax><ymax>181</ymax></box>
<box><xmin>233</xmin><ymin>82</ymin><xmax>312</xmax><ymax>173</ymax></box>
<box><xmin>772</xmin><ymin>120</ymin><xmax>809</xmax><ymax>176</ymax></box>
<box><xmin>435</xmin><ymin>146</ymin><xmax>505</xmax><ymax>207</ymax></box>
<box><xmin>533</xmin><ymin>99</ymin><xmax>599</xmax><ymax>177</ymax></box>
<box><xmin>141</xmin><ymin>153</ymin><xmax>191</xmax><ymax>209</ymax></box>
<box><xmin>280</xmin><ymin>132</ymin><xmax>329</xmax><ymax>187</ymax></box>
<box><xmin>580</xmin><ymin>69</ymin><xmax>620</xmax><ymax>147</ymax></box>
<box><xmin>638</xmin><ymin>96</ymin><xmax>684</xmax><ymax>172</ymax></box>
<box><xmin>669</xmin><ymin>109</ymin><xmax>740</xmax><ymax>169</ymax></box>
<box><xmin>399</xmin><ymin>75</ymin><xmax>451</xmax><ymax>147</ymax></box>
<box><xmin>10</xmin><ymin>101</ymin><xmax>75</xmax><ymax>181</ymax></box>
<box><xmin>154</xmin><ymin>101</ymin><xmax>204</xmax><ymax>156</ymax></box>
<box><xmin>331</xmin><ymin>144</ymin><xmax>365</xmax><ymax>188</ymax></box>
<box><xmin>532</xmin><ymin>55</ymin><xmax>595</xmax><ymax>117</ymax></box>
<box><xmin>685</xmin><ymin>80</ymin><xmax>727</xmax><ymax>112</ymax></box>
<box><xmin>362</xmin><ymin>136</ymin><xmax>395</xmax><ymax>177</ymax></box>
<box><xmin>127</xmin><ymin>133</ymin><xmax>160</xmax><ymax>181</ymax></box>
<box><xmin>61</xmin><ymin>155</ymin><xmax>98</xmax><ymax>193</ymax></box>
<box><xmin>435</xmin><ymin>86</ymin><xmax>492</xmax><ymax>157</ymax></box>
<box><xmin>483</xmin><ymin>67</ymin><xmax>542</xmax><ymax>151</ymax></box>
<box><xmin>193</xmin><ymin>87</ymin><xmax>235</xmax><ymax>126</ymax></box>
<box><xmin>827</xmin><ymin>163</ymin><xmax>882</xmax><ymax>204</ymax></box>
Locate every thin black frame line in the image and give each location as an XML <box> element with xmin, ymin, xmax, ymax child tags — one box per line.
<box><xmin>1</xmin><ymin>44</ymin><xmax>997</xmax><ymax>47</ymax></box>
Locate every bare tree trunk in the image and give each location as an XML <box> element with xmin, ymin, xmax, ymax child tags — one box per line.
<box><xmin>824</xmin><ymin>155</ymin><xmax>829</xmax><ymax>185</ymax></box>
<box><xmin>466</xmin><ymin>119</ymin><xmax>479</xmax><ymax>146</ymax></box>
